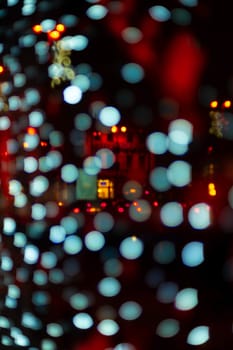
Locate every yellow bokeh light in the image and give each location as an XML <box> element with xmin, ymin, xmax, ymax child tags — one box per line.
<box><xmin>111</xmin><ymin>126</ymin><xmax>118</xmax><ymax>133</ymax></box>
<box><xmin>223</xmin><ymin>100</ymin><xmax>231</xmax><ymax>108</ymax></box>
<box><xmin>210</xmin><ymin>100</ymin><xmax>218</xmax><ymax>108</ymax></box>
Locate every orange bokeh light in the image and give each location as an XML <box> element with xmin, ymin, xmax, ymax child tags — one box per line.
<box><xmin>32</xmin><ymin>24</ymin><xmax>42</xmax><ymax>33</ymax></box>
<box><xmin>121</xmin><ymin>126</ymin><xmax>127</xmax><ymax>132</ymax></box>
<box><xmin>0</xmin><ymin>65</ymin><xmax>5</xmax><ymax>74</ymax></box>
<box><xmin>210</xmin><ymin>100</ymin><xmax>218</xmax><ymax>108</ymax></box>
<box><xmin>48</xmin><ymin>30</ymin><xmax>61</xmax><ymax>41</ymax></box>
<box><xmin>111</xmin><ymin>126</ymin><xmax>118</xmax><ymax>133</ymax></box>
<box><xmin>223</xmin><ymin>100</ymin><xmax>231</xmax><ymax>108</ymax></box>
<box><xmin>27</xmin><ymin>127</ymin><xmax>36</xmax><ymax>135</ymax></box>
<box><xmin>56</xmin><ymin>23</ymin><xmax>66</xmax><ymax>32</ymax></box>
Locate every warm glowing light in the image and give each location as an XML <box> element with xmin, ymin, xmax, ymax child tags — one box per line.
<box><xmin>23</xmin><ymin>142</ymin><xmax>29</xmax><ymax>149</ymax></box>
<box><xmin>208</xmin><ymin>182</ymin><xmax>216</xmax><ymax>196</ymax></box>
<box><xmin>131</xmin><ymin>236</ymin><xmax>137</xmax><ymax>241</ymax></box>
<box><xmin>111</xmin><ymin>126</ymin><xmax>118</xmax><ymax>133</ymax></box>
<box><xmin>27</xmin><ymin>127</ymin><xmax>37</xmax><ymax>135</ymax></box>
<box><xmin>223</xmin><ymin>100</ymin><xmax>231</xmax><ymax>108</ymax></box>
<box><xmin>73</xmin><ymin>208</ymin><xmax>80</xmax><ymax>213</ymax></box>
<box><xmin>48</xmin><ymin>30</ymin><xmax>61</xmax><ymax>40</ymax></box>
<box><xmin>32</xmin><ymin>24</ymin><xmax>42</xmax><ymax>33</ymax></box>
<box><xmin>210</xmin><ymin>100</ymin><xmax>218</xmax><ymax>108</ymax></box>
<box><xmin>58</xmin><ymin>201</ymin><xmax>64</xmax><ymax>207</ymax></box>
<box><xmin>0</xmin><ymin>65</ymin><xmax>4</xmax><ymax>74</ymax></box>
<box><xmin>56</xmin><ymin>23</ymin><xmax>66</xmax><ymax>32</ymax></box>
<box><xmin>121</xmin><ymin>126</ymin><xmax>127</xmax><ymax>132</ymax></box>
<box><xmin>40</xmin><ymin>141</ymin><xmax>48</xmax><ymax>147</ymax></box>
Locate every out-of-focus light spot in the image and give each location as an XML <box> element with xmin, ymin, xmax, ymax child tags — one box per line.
<box><xmin>41</xmin><ymin>339</ymin><xmax>56</xmax><ymax>350</ymax></box>
<box><xmin>85</xmin><ymin>230</ymin><xmax>105</xmax><ymax>251</ymax></box>
<box><xmin>83</xmin><ymin>156</ymin><xmax>102</xmax><ymax>175</ymax></box>
<box><xmin>149</xmin><ymin>5</ymin><xmax>171</xmax><ymax>22</ymax></box>
<box><xmin>160</xmin><ymin>202</ymin><xmax>183</xmax><ymax>227</ymax></box>
<box><xmin>31</xmin><ymin>203</ymin><xmax>46</xmax><ymax>220</ymax></box>
<box><xmin>0</xmin><ymin>65</ymin><xmax>4</xmax><ymax>74</ymax></box>
<box><xmin>119</xmin><ymin>236</ymin><xmax>144</xmax><ymax>260</ymax></box>
<box><xmin>49</xmin><ymin>268</ymin><xmax>65</xmax><ymax>284</ymax></box>
<box><xmin>46</xmin><ymin>323</ymin><xmax>64</xmax><ymax>337</ymax></box>
<box><xmin>7</xmin><ymin>0</ymin><xmax>19</xmax><ymax>6</ymax></box>
<box><xmin>24</xmin><ymin>244</ymin><xmax>40</xmax><ymax>265</ymax></box>
<box><xmin>98</xmin><ymin>277</ymin><xmax>121</xmax><ymax>297</ymax></box>
<box><xmin>24</xmin><ymin>157</ymin><xmax>38</xmax><ymax>173</ymax></box>
<box><xmin>63</xmin><ymin>85</ymin><xmax>82</xmax><ymax>104</ymax></box>
<box><xmin>129</xmin><ymin>199</ymin><xmax>152</xmax><ymax>222</ymax></box>
<box><xmin>208</xmin><ymin>182</ymin><xmax>216</xmax><ymax>196</ymax></box>
<box><xmin>22</xmin><ymin>312</ymin><xmax>42</xmax><ymax>330</ymax></box>
<box><xmin>111</xmin><ymin>125</ymin><xmax>118</xmax><ymax>133</ymax></box>
<box><xmin>32</xmin><ymin>291</ymin><xmax>51</xmax><ymax>306</ymax></box>
<box><xmin>187</xmin><ymin>326</ymin><xmax>209</xmax><ymax>345</ymax></box>
<box><xmin>104</xmin><ymin>258</ymin><xmax>123</xmax><ymax>277</ymax></box>
<box><xmin>23</xmin><ymin>133</ymin><xmax>40</xmax><ymax>151</ymax></box>
<box><xmin>149</xmin><ymin>167</ymin><xmax>171</xmax><ymax>192</ymax></box>
<box><xmin>49</xmin><ymin>225</ymin><xmax>66</xmax><ymax>244</ymax></box>
<box><xmin>167</xmin><ymin>160</ymin><xmax>191</xmax><ymax>187</ymax></box>
<box><xmin>168</xmin><ymin>119</ymin><xmax>193</xmax><ymax>145</ymax></box>
<box><xmin>96</xmin><ymin>148</ymin><xmax>115</xmax><ymax>169</ymax></box>
<box><xmin>25</xmin><ymin>88</ymin><xmax>41</xmax><ymax>105</ymax></box>
<box><xmin>99</xmin><ymin>106</ymin><xmax>121</xmax><ymax>127</ymax></box>
<box><xmin>32</xmin><ymin>24</ymin><xmax>42</xmax><ymax>33</ymax></box>
<box><xmin>175</xmin><ymin>288</ymin><xmax>198</xmax><ymax>310</ymax></box>
<box><xmin>156</xmin><ymin>282</ymin><xmax>178</xmax><ymax>303</ymax></box>
<box><xmin>63</xmin><ymin>235</ymin><xmax>83</xmax><ymax>255</ymax></box>
<box><xmin>60</xmin><ymin>216</ymin><xmax>78</xmax><ymax>235</ymax></box>
<box><xmin>14</xmin><ymin>232</ymin><xmax>27</xmax><ymax>248</ymax></box>
<box><xmin>223</xmin><ymin>100</ymin><xmax>231</xmax><ymax>108</ymax></box>
<box><xmin>188</xmin><ymin>203</ymin><xmax>211</xmax><ymax>230</ymax></box>
<box><xmin>48</xmin><ymin>30</ymin><xmax>61</xmax><ymax>41</ymax></box>
<box><xmin>121</xmin><ymin>63</ymin><xmax>144</xmax><ymax>84</ymax></box>
<box><xmin>74</xmin><ymin>113</ymin><xmax>92</xmax><ymax>131</ymax></box>
<box><xmin>156</xmin><ymin>319</ymin><xmax>180</xmax><ymax>338</ymax></box>
<box><xmin>86</xmin><ymin>5</ymin><xmax>108</xmax><ymax>20</ymax></box>
<box><xmin>210</xmin><ymin>100</ymin><xmax>218</xmax><ymax>108</ymax></box>
<box><xmin>179</xmin><ymin>0</ymin><xmax>198</xmax><ymax>7</ymax></box>
<box><xmin>41</xmin><ymin>251</ymin><xmax>57</xmax><ymax>269</ymax></box>
<box><xmin>1</xmin><ymin>256</ymin><xmax>13</xmax><ymax>271</ymax></box>
<box><xmin>73</xmin><ymin>313</ymin><xmax>94</xmax><ymax>329</ymax></box>
<box><xmin>61</xmin><ymin>164</ymin><xmax>79</xmax><ymax>183</ymax></box>
<box><xmin>56</xmin><ymin>23</ymin><xmax>66</xmax><ymax>32</ymax></box>
<box><xmin>29</xmin><ymin>110</ymin><xmax>44</xmax><ymax>127</ymax></box>
<box><xmin>59</xmin><ymin>14</ymin><xmax>78</xmax><ymax>27</ymax></box>
<box><xmin>70</xmin><ymin>35</ymin><xmax>89</xmax><ymax>51</ymax></box>
<box><xmin>97</xmin><ymin>319</ymin><xmax>119</xmax><ymax>336</ymax></box>
<box><xmin>119</xmin><ymin>301</ymin><xmax>142</xmax><ymax>320</ymax></box>
<box><xmin>3</xmin><ymin>217</ymin><xmax>16</xmax><ymax>235</ymax></box>
<box><xmin>72</xmin><ymin>74</ymin><xmax>90</xmax><ymax>92</ymax></box>
<box><xmin>40</xmin><ymin>19</ymin><xmax>56</xmax><ymax>33</ymax></box>
<box><xmin>181</xmin><ymin>241</ymin><xmax>204</xmax><ymax>267</ymax></box>
<box><xmin>146</xmin><ymin>132</ymin><xmax>168</xmax><ymax>154</ymax></box>
<box><xmin>153</xmin><ymin>241</ymin><xmax>176</xmax><ymax>264</ymax></box>
<box><xmin>49</xmin><ymin>130</ymin><xmax>64</xmax><ymax>147</ymax></box>
<box><xmin>94</xmin><ymin>212</ymin><xmax>114</xmax><ymax>232</ymax></box>
<box><xmin>33</xmin><ymin>269</ymin><xmax>48</xmax><ymax>286</ymax></box>
<box><xmin>14</xmin><ymin>73</ymin><xmax>26</xmax><ymax>87</ymax></box>
<box><xmin>70</xmin><ymin>293</ymin><xmax>90</xmax><ymax>310</ymax></box>
<box><xmin>172</xmin><ymin>8</ymin><xmax>192</xmax><ymax>26</ymax></box>
<box><xmin>169</xmin><ymin>139</ymin><xmax>189</xmax><ymax>155</ymax></box>
<box><xmin>0</xmin><ymin>116</ymin><xmax>10</xmax><ymax>130</ymax></box>
<box><xmin>156</xmin><ymin>318</ymin><xmax>180</xmax><ymax>338</ymax></box>
<box><xmin>30</xmin><ymin>175</ymin><xmax>49</xmax><ymax>197</ymax></box>
<box><xmin>121</xmin><ymin>27</ymin><xmax>143</xmax><ymax>44</ymax></box>
<box><xmin>122</xmin><ymin>180</ymin><xmax>142</xmax><ymax>201</ymax></box>
<box><xmin>121</xmin><ymin>126</ymin><xmax>127</xmax><ymax>132</ymax></box>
